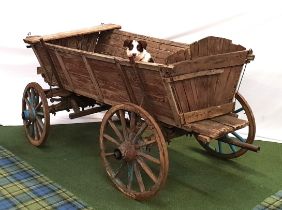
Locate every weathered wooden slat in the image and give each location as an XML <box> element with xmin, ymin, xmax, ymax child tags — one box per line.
<box><xmin>161</xmin><ymin>80</ymin><xmax>182</xmax><ymax>126</ymax></box>
<box><xmin>54</xmin><ymin>50</ymin><xmax>75</xmax><ymax>90</ymax></box>
<box><xmin>211</xmin><ymin>114</ymin><xmax>248</xmax><ymax>130</ymax></box>
<box><xmin>115</xmin><ymin>59</ymin><xmax>137</xmax><ymax>104</ymax></box>
<box><xmin>186</xmin><ymin>119</ymin><xmax>234</xmax><ymax>139</ymax></box>
<box><xmin>222</xmin><ymin>65</ymin><xmax>243</xmax><ymax>103</ymax></box>
<box><xmin>24</xmin><ymin>24</ymin><xmax>121</xmax><ymax>44</ymax></box>
<box><xmin>172</xmin><ymin>50</ymin><xmax>249</xmax><ymax>76</ymax></box>
<box><xmin>172</xmin><ymin>81</ymin><xmax>189</xmax><ymax>113</ymax></box>
<box><xmin>164</xmin><ymin>69</ymin><xmax>224</xmax><ymax>82</ymax></box>
<box><xmin>33</xmin><ymin>45</ymin><xmax>57</xmax><ymax>86</ymax></box>
<box><xmin>39</xmin><ymin>39</ymin><xmax>63</xmax><ymax>88</ymax></box>
<box><xmin>182</xmin><ymin>102</ymin><xmax>234</xmax><ymax>124</ymax></box>
<box><xmin>82</xmin><ymin>55</ymin><xmax>103</xmax><ymax>101</ymax></box>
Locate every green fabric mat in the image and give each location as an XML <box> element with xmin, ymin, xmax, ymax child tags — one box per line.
<box><xmin>0</xmin><ymin>123</ymin><xmax>282</xmax><ymax>210</ymax></box>
<box><xmin>0</xmin><ymin>145</ymin><xmax>92</xmax><ymax>210</ymax></box>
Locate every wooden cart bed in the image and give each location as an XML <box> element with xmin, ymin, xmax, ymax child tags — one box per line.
<box><xmin>24</xmin><ymin>24</ymin><xmax>254</xmax><ymax>141</ymax></box>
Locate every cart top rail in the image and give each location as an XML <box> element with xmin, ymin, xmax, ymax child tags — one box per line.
<box><xmin>24</xmin><ymin>24</ymin><xmax>121</xmax><ymax>44</ymax></box>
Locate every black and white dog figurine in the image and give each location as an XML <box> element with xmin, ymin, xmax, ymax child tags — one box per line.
<box><xmin>123</xmin><ymin>39</ymin><xmax>154</xmax><ymax>63</ymax></box>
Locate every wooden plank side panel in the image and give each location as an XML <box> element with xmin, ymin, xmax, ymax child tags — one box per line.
<box><xmin>121</xmin><ymin>65</ymin><xmax>175</xmax><ymax>123</ymax></box>
<box><xmin>212</xmin><ymin>65</ymin><xmax>243</xmax><ymax>106</ymax></box>
<box><xmin>51</xmin><ymin>33</ymin><xmax>100</xmax><ymax>52</ymax></box>
<box><xmin>196</xmin><ymin>39</ymin><xmax>209</xmax><ymax>109</ymax></box>
<box><xmin>33</xmin><ymin>44</ymin><xmax>58</xmax><ymax>85</ymax></box>
<box><xmin>59</xmin><ymin>53</ymin><xmax>90</xmax><ymax>77</ymax></box>
<box><xmin>68</xmin><ymin>72</ymin><xmax>96</xmax><ymax>95</ymax></box>
<box><xmin>48</xmin><ymin>49</ymin><xmax>71</xmax><ymax>89</ymax></box>
<box><xmin>221</xmin><ymin>65</ymin><xmax>243</xmax><ymax>103</ymax></box>
<box><xmin>87</xmin><ymin>59</ymin><xmax>130</xmax><ymax>104</ymax></box>
<box><xmin>172</xmin><ymin>81</ymin><xmax>190</xmax><ymax>113</ymax></box>
<box><xmin>183</xmin><ymin>102</ymin><xmax>234</xmax><ymax>123</ymax></box>
<box><xmin>141</xmin><ymin>68</ymin><xmax>175</xmax><ymax>121</ymax></box>
<box><xmin>172</xmin><ymin>50</ymin><xmax>248</xmax><ymax>77</ymax></box>
<box><xmin>212</xmin><ymin>67</ymin><xmax>231</xmax><ymax>106</ymax></box>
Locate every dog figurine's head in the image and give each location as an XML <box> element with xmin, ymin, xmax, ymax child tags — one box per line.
<box><xmin>123</xmin><ymin>39</ymin><xmax>154</xmax><ymax>63</ymax></box>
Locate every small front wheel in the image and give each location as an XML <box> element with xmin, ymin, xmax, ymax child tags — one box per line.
<box><xmin>22</xmin><ymin>82</ymin><xmax>50</xmax><ymax>146</ymax></box>
<box><xmin>99</xmin><ymin>103</ymin><xmax>169</xmax><ymax>200</ymax></box>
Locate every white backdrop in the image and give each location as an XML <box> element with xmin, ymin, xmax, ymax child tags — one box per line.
<box><xmin>0</xmin><ymin>0</ymin><xmax>281</xmax><ymax>142</ymax></box>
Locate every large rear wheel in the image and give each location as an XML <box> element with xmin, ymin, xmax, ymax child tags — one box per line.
<box><xmin>100</xmin><ymin>103</ymin><xmax>169</xmax><ymax>200</ymax></box>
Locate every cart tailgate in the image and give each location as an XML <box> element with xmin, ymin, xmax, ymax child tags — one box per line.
<box><xmin>185</xmin><ymin>114</ymin><xmax>248</xmax><ymax>139</ymax></box>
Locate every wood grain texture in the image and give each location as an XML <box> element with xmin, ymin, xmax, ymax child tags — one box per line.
<box><xmin>182</xmin><ymin>102</ymin><xmax>235</xmax><ymax>123</ymax></box>
<box><xmin>185</xmin><ymin>114</ymin><xmax>248</xmax><ymax>139</ymax></box>
<box><xmin>24</xmin><ymin>24</ymin><xmax>121</xmax><ymax>44</ymax></box>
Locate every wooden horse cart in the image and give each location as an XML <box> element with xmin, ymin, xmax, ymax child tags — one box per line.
<box><xmin>22</xmin><ymin>24</ymin><xmax>259</xmax><ymax>200</ymax></box>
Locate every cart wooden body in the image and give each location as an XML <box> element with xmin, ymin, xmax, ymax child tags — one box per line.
<box><xmin>22</xmin><ymin>24</ymin><xmax>258</xmax><ymax>200</ymax></box>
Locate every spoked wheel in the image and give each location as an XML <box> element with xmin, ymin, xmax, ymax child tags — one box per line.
<box><xmin>100</xmin><ymin>103</ymin><xmax>169</xmax><ymax>200</ymax></box>
<box><xmin>22</xmin><ymin>82</ymin><xmax>50</xmax><ymax>146</ymax></box>
<box><xmin>195</xmin><ymin>92</ymin><xmax>256</xmax><ymax>159</ymax></box>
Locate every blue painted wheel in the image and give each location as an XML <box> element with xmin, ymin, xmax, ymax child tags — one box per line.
<box><xmin>196</xmin><ymin>93</ymin><xmax>256</xmax><ymax>159</ymax></box>
<box><xmin>22</xmin><ymin>82</ymin><xmax>50</xmax><ymax>146</ymax></box>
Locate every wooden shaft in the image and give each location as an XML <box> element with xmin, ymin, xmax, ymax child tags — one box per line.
<box><xmin>219</xmin><ymin>137</ymin><xmax>260</xmax><ymax>152</ymax></box>
<box><xmin>69</xmin><ymin>106</ymin><xmax>108</xmax><ymax>119</ymax></box>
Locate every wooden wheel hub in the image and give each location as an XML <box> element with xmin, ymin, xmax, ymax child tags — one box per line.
<box><xmin>116</xmin><ymin>141</ymin><xmax>137</xmax><ymax>161</ymax></box>
<box><xmin>22</xmin><ymin>108</ymin><xmax>36</xmax><ymax>122</ymax></box>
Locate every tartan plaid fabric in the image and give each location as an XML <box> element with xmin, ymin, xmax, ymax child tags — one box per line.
<box><xmin>0</xmin><ymin>146</ymin><xmax>93</xmax><ymax>210</ymax></box>
<box><xmin>253</xmin><ymin>190</ymin><xmax>282</xmax><ymax>210</ymax></box>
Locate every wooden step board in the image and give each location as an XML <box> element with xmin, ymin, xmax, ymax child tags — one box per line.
<box><xmin>185</xmin><ymin>114</ymin><xmax>248</xmax><ymax>141</ymax></box>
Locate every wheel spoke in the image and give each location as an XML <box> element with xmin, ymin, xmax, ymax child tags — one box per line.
<box><xmin>231</xmin><ymin>132</ymin><xmax>246</xmax><ymax>142</ymax></box>
<box><xmin>217</xmin><ymin>141</ymin><xmax>222</xmax><ymax>153</ymax></box>
<box><xmin>24</xmin><ymin>98</ymin><xmax>32</xmax><ymax>109</ymax></box>
<box><xmin>35</xmin><ymin>121</ymin><xmax>41</xmax><ymax>136</ymax></box>
<box><xmin>108</xmin><ymin>120</ymin><xmax>124</xmax><ymax>142</ymax></box>
<box><xmin>33</xmin><ymin>123</ymin><xmax>39</xmax><ymax>141</ymax></box>
<box><xmin>127</xmin><ymin>162</ymin><xmax>134</xmax><ymax>190</ymax></box>
<box><xmin>29</xmin><ymin>123</ymin><xmax>34</xmax><ymax>136</ymax></box>
<box><xmin>36</xmin><ymin>116</ymin><xmax>44</xmax><ymax>130</ymax></box>
<box><xmin>103</xmin><ymin>134</ymin><xmax>120</xmax><ymax>146</ymax></box>
<box><xmin>130</xmin><ymin>112</ymin><xmax>136</xmax><ymax>131</ymax></box>
<box><xmin>35</xmin><ymin>101</ymin><xmax>42</xmax><ymax>110</ymax></box>
<box><xmin>137</xmin><ymin>157</ymin><xmax>157</xmax><ymax>183</ymax></box>
<box><xmin>134</xmin><ymin>161</ymin><xmax>145</xmax><ymax>192</ymax></box>
<box><xmin>136</xmin><ymin>139</ymin><xmax>156</xmax><ymax>149</ymax></box>
<box><xmin>118</xmin><ymin>110</ymin><xmax>128</xmax><ymax>141</ymax></box>
<box><xmin>30</xmin><ymin>88</ymin><xmax>35</xmax><ymax>106</ymax></box>
<box><xmin>113</xmin><ymin>161</ymin><xmax>126</xmax><ymax>178</ymax></box>
<box><xmin>36</xmin><ymin>112</ymin><xmax>44</xmax><ymax>117</ymax></box>
<box><xmin>137</xmin><ymin>151</ymin><xmax>160</xmax><ymax>165</ymax></box>
<box><xmin>229</xmin><ymin>144</ymin><xmax>237</xmax><ymax>153</ymax></box>
<box><xmin>234</xmin><ymin>107</ymin><xmax>243</xmax><ymax>114</ymax></box>
<box><xmin>27</xmin><ymin>90</ymin><xmax>32</xmax><ymax>105</ymax></box>
<box><xmin>105</xmin><ymin>152</ymin><xmax>115</xmax><ymax>157</ymax></box>
<box><xmin>132</xmin><ymin>122</ymin><xmax>148</xmax><ymax>143</ymax></box>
